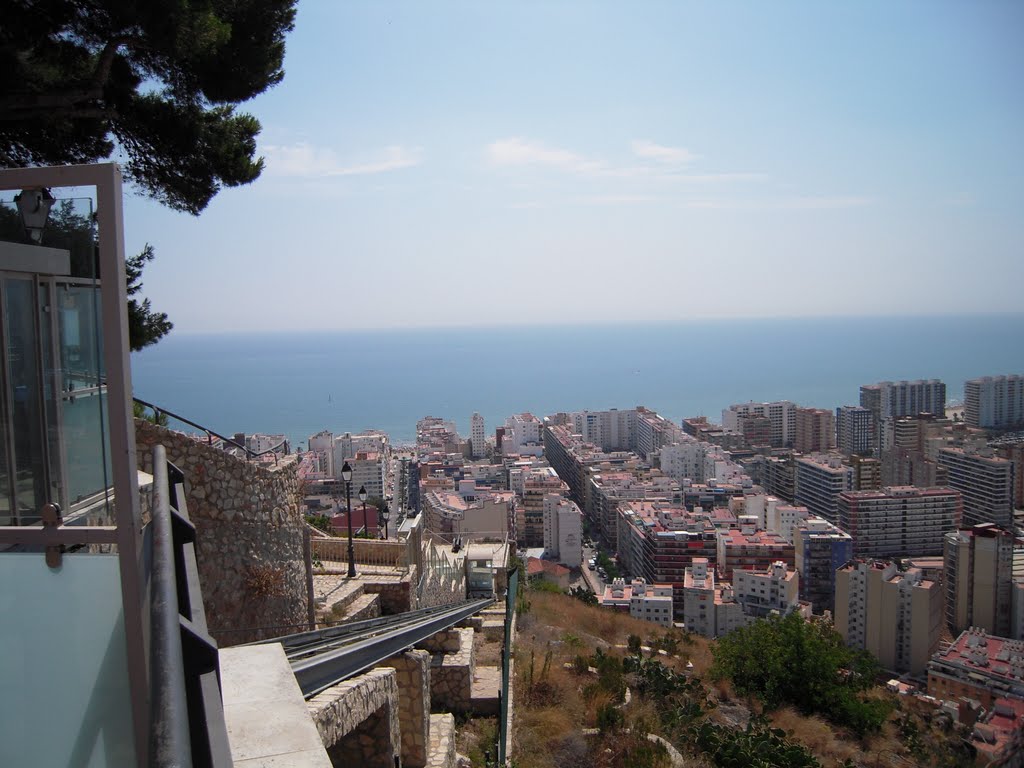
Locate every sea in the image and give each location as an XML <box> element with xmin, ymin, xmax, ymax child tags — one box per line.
<box><xmin>130</xmin><ymin>315</ymin><xmax>1024</xmax><ymax>450</ymax></box>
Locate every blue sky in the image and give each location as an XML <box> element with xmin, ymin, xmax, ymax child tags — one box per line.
<box><xmin>122</xmin><ymin>1</ymin><xmax>1024</xmax><ymax>332</ymax></box>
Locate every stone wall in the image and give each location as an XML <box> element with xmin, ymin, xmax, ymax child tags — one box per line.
<box><xmin>363</xmin><ymin>578</ymin><xmax>413</xmax><ymax>615</ymax></box>
<box><xmin>309</xmin><ymin>668</ymin><xmax>400</xmax><ymax>768</ymax></box>
<box><xmin>135</xmin><ymin>419</ymin><xmax>309</xmax><ymax>645</ymax></box>
<box><xmin>426</xmin><ymin>628</ymin><xmax>475</xmax><ymax>714</ymax></box>
<box><xmin>377</xmin><ymin>650</ymin><xmax>431</xmax><ymax>768</ymax></box>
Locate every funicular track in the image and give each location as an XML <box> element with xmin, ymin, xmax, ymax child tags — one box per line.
<box><xmin>251</xmin><ymin>598</ymin><xmax>495</xmax><ymax>699</ymax></box>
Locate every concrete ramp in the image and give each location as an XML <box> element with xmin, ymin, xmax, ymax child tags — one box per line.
<box><xmin>221</xmin><ymin>644</ymin><xmax>332</xmax><ymax>767</ymax></box>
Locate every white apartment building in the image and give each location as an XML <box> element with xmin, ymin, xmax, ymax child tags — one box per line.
<box><xmin>766</xmin><ymin>501</ymin><xmax>811</xmax><ymax>543</ymax></box>
<box><xmin>470</xmin><ymin>412</ymin><xmax>486</xmax><ymax>458</ymax></box>
<box><xmin>733</xmin><ymin>561</ymin><xmax>801</xmax><ymax>620</ymax></box>
<box><xmin>571</xmin><ymin>408</ymin><xmax>635</xmax><ymax>452</ymax></box>
<box><xmin>860</xmin><ymin>380</ymin><xmax>946</xmax><ymax>423</ymax></box>
<box><xmin>346</xmin><ymin>451</ymin><xmax>385</xmax><ymax>500</ymax></box>
<box><xmin>334</xmin><ymin>430</ymin><xmax>389</xmax><ymax>470</ymax></box>
<box><xmin>661</xmin><ymin>439</ymin><xmax>748</xmax><ymax>486</ymax></box>
<box><xmin>682</xmin><ymin>558</ymin><xmax>748</xmax><ymax>638</ymax></box>
<box><xmin>307</xmin><ymin>429</ymin><xmax>335</xmax><ymax>476</ymax></box>
<box><xmin>601</xmin><ymin>578</ymin><xmax>674</xmax><ymax>627</ymax></box>
<box><xmin>722</xmin><ymin>401</ymin><xmax>797</xmax><ymax>448</ymax></box>
<box><xmin>503</xmin><ymin>413</ymin><xmax>544</xmax><ymax>456</ymax></box>
<box><xmin>542</xmin><ymin>497</ymin><xmax>583</xmax><ymax>568</ymax></box>
<box><xmin>965</xmin><ymin>375</ymin><xmax>1024</xmax><ymax>430</ymax></box>
<box><xmin>794</xmin><ymin>454</ymin><xmax>854</xmax><ymax>525</ymax></box>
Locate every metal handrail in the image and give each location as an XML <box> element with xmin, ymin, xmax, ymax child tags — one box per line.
<box><xmin>133</xmin><ymin>397</ymin><xmax>288</xmax><ymax>463</ymax></box>
<box><xmin>147</xmin><ymin>445</ymin><xmax>231</xmax><ymax>768</ymax></box>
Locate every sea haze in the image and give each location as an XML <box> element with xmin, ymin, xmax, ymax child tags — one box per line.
<box><xmin>130</xmin><ymin>315</ymin><xmax>1024</xmax><ymax>448</ymax></box>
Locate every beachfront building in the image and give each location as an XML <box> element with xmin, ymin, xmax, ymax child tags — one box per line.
<box><xmin>965</xmin><ymin>374</ymin><xmax>1024</xmax><ymax>430</ymax></box>
<box><xmin>937</xmin><ymin>446</ymin><xmax>1016</xmax><ymax>529</ymax></box>
<box><xmin>834</xmin><ymin>560</ymin><xmax>942</xmax><ymax>677</ymax></box>
<box><xmin>860</xmin><ymin>379</ymin><xmax>947</xmax><ymax>423</ymax></box>
<box><xmin>722</xmin><ymin>400</ymin><xmax>797</xmax><ymax>448</ymax></box>
<box><xmin>838</xmin><ymin>486</ymin><xmax>962</xmax><ymax>559</ymax></box>
<box><xmin>794</xmin><ymin>454</ymin><xmax>855</xmax><ymax>525</ymax></box>
<box><xmin>470</xmin><ymin>412</ymin><xmax>486</xmax><ymax>458</ymax></box>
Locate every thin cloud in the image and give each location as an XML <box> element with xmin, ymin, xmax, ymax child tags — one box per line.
<box><xmin>486</xmin><ymin>137</ymin><xmax>604</xmax><ymax>173</ymax></box>
<box><xmin>631</xmin><ymin>140</ymin><xmax>696</xmax><ymax>166</ymax></box>
<box><xmin>262</xmin><ymin>143</ymin><xmax>423</xmax><ymax>177</ymax></box>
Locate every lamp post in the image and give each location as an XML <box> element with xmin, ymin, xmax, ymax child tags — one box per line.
<box><xmin>382</xmin><ymin>504</ymin><xmax>391</xmax><ymax>540</ymax></box>
<box><xmin>341</xmin><ymin>461</ymin><xmax>355</xmax><ymax>577</ymax></box>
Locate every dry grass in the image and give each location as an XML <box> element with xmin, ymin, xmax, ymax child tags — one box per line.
<box><xmin>769</xmin><ymin>706</ymin><xmax>864</xmax><ymax>766</ymax></box>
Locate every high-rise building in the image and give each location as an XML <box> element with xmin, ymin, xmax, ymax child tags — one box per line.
<box><xmin>850</xmin><ymin>455</ymin><xmax>882</xmax><ymax>490</ymax></box>
<box><xmin>794</xmin><ymin>517</ymin><xmax>853</xmax><ymax>615</ymax></box>
<box><xmin>470</xmin><ymin>412</ymin><xmax>486</xmax><ymax>459</ymax></box>
<box><xmin>944</xmin><ymin>523</ymin><xmax>1018</xmax><ymax>637</ymax></box>
<box><xmin>838</xmin><ymin>486</ymin><xmax>962</xmax><ymax>559</ymax></box>
<box><xmin>794</xmin><ymin>408</ymin><xmax>836</xmax><ymax>454</ymax></box>
<box><xmin>542</xmin><ymin>497</ymin><xmax>582</xmax><ymax>568</ymax></box>
<box><xmin>834</xmin><ymin>560</ymin><xmax>942</xmax><ymax>676</ymax></box>
<box><xmin>965</xmin><ymin>375</ymin><xmax>1024</xmax><ymax>429</ymax></box>
<box><xmin>794</xmin><ymin>454</ymin><xmax>854</xmax><ymax>524</ymax></box>
<box><xmin>836</xmin><ymin>405</ymin><xmax>874</xmax><ymax>456</ymax></box>
<box><xmin>519</xmin><ymin>467</ymin><xmax>569</xmax><ymax>547</ymax></box>
<box><xmin>937</xmin><ymin>446</ymin><xmax>1016</xmax><ymax>528</ymax></box>
<box><xmin>722</xmin><ymin>401</ymin><xmax>797</xmax><ymax>448</ymax></box>
<box><xmin>860</xmin><ymin>380</ymin><xmax>947</xmax><ymax>421</ymax></box>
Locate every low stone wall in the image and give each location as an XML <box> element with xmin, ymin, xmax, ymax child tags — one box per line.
<box><xmin>309</xmin><ymin>668</ymin><xmax>400</xmax><ymax>768</ymax></box>
<box><xmin>378</xmin><ymin>650</ymin><xmax>431</xmax><ymax>768</ymax></box>
<box><xmin>135</xmin><ymin>419</ymin><xmax>309</xmax><ymax>645</ymax></box>
<box><xmin>363</xmin><ymin>578</ymin><xmax>413</xmax><ymax>615</ymax></box>
<box><xmin>418</xmin><ymin>629</ymin><xmax>462</xmax><ymax>654</ymax></box>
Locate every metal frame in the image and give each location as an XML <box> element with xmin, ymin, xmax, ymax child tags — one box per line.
<box><xmin>0</xmin><ymin>164</ymin><xmax>147</xmax><ymax>764</ymax></box>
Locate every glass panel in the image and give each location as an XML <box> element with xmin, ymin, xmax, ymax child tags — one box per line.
<box><xmin>0</xmin><ymin>553</ymin><xmax>137</xmax><ymax>767</ymax></box>
<box><xmin>58</xmin><ymin>283</ymin><xmax>111</xmax><ymax>510</ymax></box>
<box><xmin>0</xmin><ymin>365</ymin><xmax>9</xmax><ymax>525</ymax></box>
<box><xmin>3</xmin><ymin>277</ymin><xmax>48</xmax><ymax>524</ymax></box>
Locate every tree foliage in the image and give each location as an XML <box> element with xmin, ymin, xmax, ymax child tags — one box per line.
<box><xmin>1</xmin><ymin>0</ymin><xmax>297</xmax><ymax>214</ymax></box>
<box><xmin>710</xmin><ymin>613</ymin><xmax>889</xmax><ymax>737</ymax></box>
<box><xmin>126</xmin><ymin>244</ymin><xmax>172</xmax><ymax>350</ymax></box>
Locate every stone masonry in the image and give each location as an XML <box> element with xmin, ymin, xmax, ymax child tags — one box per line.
<box><xmin>426</xmin><ymin>628</ymin><xmax>475</xmax><ymax>714</ymax></box>
<box><xmin>308</xmin><ymin>668</ymin><xmax>400</xmax><ymax>768</ymax></box>
<box><xmin>377</xmin><ymin>650</ymin><xmax>431</xmax><ymax>768</ymax></box>
<box><xmin>135</xmin><ymin>419</ymin><xmax>309</xmax><ymax>645</ymax></box>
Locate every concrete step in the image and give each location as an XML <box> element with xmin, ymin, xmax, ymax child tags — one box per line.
<box><xmin>470</xmin><ymin>666</ymin><xmax>501</xmax><ymax>717</ymax></box>
<box><xmin>426</xmin><ymin>714</ymin><xmax>456</xmax><ymax>768</ymax></box>
<box><xmin>481</xmin><ymin>620</ymin><xmax>504</xmax><ymax>642</ymax></box>
<box><xmin>313</xmin><ymin>575</ymin><xmax>365</xmax><ymax>621</ymax></box>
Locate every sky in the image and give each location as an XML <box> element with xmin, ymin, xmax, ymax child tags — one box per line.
<box><xmin>120</xmin><ymin>1</ymin><xmax>1024</xmax><ymax>333</ymax></box>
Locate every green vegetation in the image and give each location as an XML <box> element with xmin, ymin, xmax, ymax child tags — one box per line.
<box><xmin>2</xmin><ymin>0</ymin><xmax>297</xmax><ymax>214</ymax></box>
<box><xmin>711</xmin><ymin>612</ymin><xmax>890</xmax><ymax>737</ymax></box>
<box><xmin>596</xmin><ymin>550</ymin><xmax>620</xmax><ymax>579</ymax></box>
<box><xmin>568</xmin><ymin>585</ymin><xmax>597</xmax><ymax>605</ymax></box>
<box><xmin>692</xmin><ymin>718</ymin><xmax>821</xmax><ymax>768</ymax></box>
<box><xmin>306</xmin><ymin>513</ymin><xmax>332</xmax><ymax>535</ymax></box>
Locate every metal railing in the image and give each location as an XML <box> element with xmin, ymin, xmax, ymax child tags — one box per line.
<box><xmin>133</xmin><ymin>397</ymin><xmax>288</xmax><ymax>464</ymax></box>
<box><xmin>311</xmin><ymin>536</ymin><xmax>412</xmax><ymax>573</ymax></box>
<box><xmin>148</xmin><ymin>445</ymin><xmax>231</xmax><ymax>768</ymax></box>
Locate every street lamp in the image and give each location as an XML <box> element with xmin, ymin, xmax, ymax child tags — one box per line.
<box><xmin>358</xmin><ymin>485</ymin><xmax>368</xmax><ymax>539</ymax></box>
<box><xmin>381</xmin><ymin>503</ymin><xmax>391</xmax><ymax>540</ymax></box>
<box><xmin>341</xmin><ymin>461</ymin><xmax>355</xmax><ymax>577</ymax></box>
